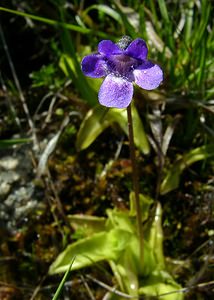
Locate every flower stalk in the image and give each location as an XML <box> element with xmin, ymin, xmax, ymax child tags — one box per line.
<box><xmin>127</xmin><ymin>104</ymin><xmax>144</xmax><ymax>268</ymax></box>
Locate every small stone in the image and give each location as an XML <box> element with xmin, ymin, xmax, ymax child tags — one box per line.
<box><xmin>0</xmin><ymin>157</ymin><xmax>19</xmax><ymax>170</ymax></box>
<box><xmin>0</xmin><ymin>182</ymin><xmax>11</xmax><ymax>197</ymax></box>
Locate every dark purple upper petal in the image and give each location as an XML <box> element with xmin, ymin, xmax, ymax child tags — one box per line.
<box><xmin>81</xmin><ymin>54</ymin><xmax>107</xmax><ymax>78</ymax></box>
<box><xmin>125</xmin><ymin>38</ymin><xmax>148</xmax><ymax>60</ymax></box>
<box><xmin>98</xmin><ymin>40</ymin><xmax>122</xmax><ymax>56</ymax></box>
<box><xmin>133</xmin><ymin>61</ymin><xmax>163</xmax><ymax>90</ymax></box>
<box><xmin>98</xmin><ymin>74</ymin><xmax>133</xmax><ymax>108</ymax></box>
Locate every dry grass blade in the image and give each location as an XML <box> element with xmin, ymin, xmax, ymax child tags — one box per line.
<box><xmin>37</xmin><ymin>115</ymin><xmax>70</xmax><ymax>177</ymax></box>
<box><xmin>162</xmin><ymin>115</ymin><xmax>181</xmax><ymax>156</ymax></box>
<box><xmin>86</xmin><ymin>275</ymin><xmax>134</xmax><ymax>299</ymax></box>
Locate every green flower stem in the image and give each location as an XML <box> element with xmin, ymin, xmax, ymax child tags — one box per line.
<box><xmin>127</xmin><ymin>104</ymin><xmax>144</xmax><ymax>269</ymax></box>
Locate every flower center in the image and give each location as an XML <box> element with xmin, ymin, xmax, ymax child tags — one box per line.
<box><xmin>106</xmin><ymin>54</ymin><xmax>140</xmax><ymax>81</ymax></box>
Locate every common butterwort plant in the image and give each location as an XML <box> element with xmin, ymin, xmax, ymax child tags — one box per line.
<box><xmin>50</xmin><ymin>37</ymin><xmax>183</xmax><ymax>300</ymax></box>
<box><xmin>81</xmin><ymin>36</ymin><xmax>163</xmax><ymax>108</ymax></box>
<box><xmin>82</xmin><ymin>36</ymin><xmax>163</xmax><ymax>266</ymax></box>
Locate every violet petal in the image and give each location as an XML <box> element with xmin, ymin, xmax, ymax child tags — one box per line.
<box><xmin>98</xmin><ymin>75</ymin><xmax>133</xmax><ymax>108</ymax></box>
<box><xmin>98</xmin><ymin>40</ymin><xmax>121</xmax><ymax>56</ymax></box>
<box><xmin>81</xmin><ymin>54</ymin><xmax>107</xmax><ymax>78</ymax></box>
<box><xmin>134</xmin><ymin>63</ymin><xmax>163</xmax><ymax>90</ymax></box>
<box><xmin>125</xmin><ymin>38</ymin><xmax>148</xmax><ymax>60</ymax></box>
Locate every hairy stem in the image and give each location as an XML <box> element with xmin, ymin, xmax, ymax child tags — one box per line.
<box><xmin>127</xmin><ymin>104</ymin><xmax>144</xmax><ymax>268</ymax></box>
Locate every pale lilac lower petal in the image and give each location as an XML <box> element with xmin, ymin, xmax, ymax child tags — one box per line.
<box><xmin>125</xmin><ymin>38</ymin><xmax>148</xmax><ymax>60</ymax></box>
<box><xmin>134</xmin><ymin>63</ymin><xmax>163</xmax><ymax>90</ymax></box>
<box><xmin>98</xmin><ymin>75</ymin><xmax>133</xmax><ymax>108</ymax></box>
<box><xmin>81</xmin><ymin>54</ymin><xmax>107</xmax><ymax>78</ymax></box>
<box><xmin>98</xmin><ymin>40</ymin><xmax>122</xmax><ymax>56</ymax></box>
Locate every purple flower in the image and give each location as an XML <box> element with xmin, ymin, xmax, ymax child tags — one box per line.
<box><xmin>81</xmin><ymin>36</ymin><xmax>163</xmax><ymax>109</ymax></box>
